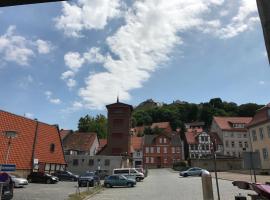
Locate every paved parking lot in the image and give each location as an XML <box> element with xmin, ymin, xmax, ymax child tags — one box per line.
<box><xmin>90</xmin><ymin>169</ymin><xmax>256</xmax><ymax>200</ymax></box>
<box><xmin>13</xmin><ymin>181</ymin><xmax>91</xmax><ymax>200</ymax></box>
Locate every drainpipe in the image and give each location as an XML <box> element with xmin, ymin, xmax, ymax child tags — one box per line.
<box><xmin>31</xmin><ymin>119</ymin><xmax>39</xmax><ymax>172</ymax></box>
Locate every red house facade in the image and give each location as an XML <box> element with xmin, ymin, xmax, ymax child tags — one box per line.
<box><xmin>143</xmin><ymin>133</ymin><xmax>183</xmax><ymax>168</ymax></box>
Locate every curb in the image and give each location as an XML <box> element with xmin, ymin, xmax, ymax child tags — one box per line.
<box><xmin>83</xmin><ymin>186</ymin><xmax>104</xmax><ymax>200</ymax></box>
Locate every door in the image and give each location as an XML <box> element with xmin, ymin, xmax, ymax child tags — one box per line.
<box><xmin>118</xmin><ymin>176</ymin><xmax>126</xmax><ymax>186</ymax></box>
<box><xmin>157</xmin><ymin>157</ymin><xmax>161</xmax><ymax>168</ymax></box>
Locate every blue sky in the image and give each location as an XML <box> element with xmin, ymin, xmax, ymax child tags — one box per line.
<box><xmin>0</xmin><ymin>0</ymin><xmax>269</xmax><ymax>130</ymax></box>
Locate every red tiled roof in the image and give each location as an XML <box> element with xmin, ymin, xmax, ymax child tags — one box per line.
<box><xmin>185</xmin><ymin>128</ymin><xmax>203</xmax><ymax>144</ymax></box>
<box><xmin>131</xmin><ymin>136</ymin><xmax>143</xmax><ymax>151</ymax></box>
<box><xmin>99</xmin><ymin>139</ymin><xmax>107</xmax><ymax>149</ymax></box>
<box><xmin>151</xmin><ymin>122</ymin><xmax>171</xmax><ymax>129</ymax></box>
<box><xmin>0</xmin><ymin>110</ymin><xmax>66</xmax><ymax>170</ymax></box>
<box><xmin>59</xmin><ymin>129</ymin><xmax>72</xmax><ymax>140</ymax></box>
<box><xmin>247</xmin><ymin>104</ymin><xmax>270</xmax><ymax>128</ymax></box>
<box><xmin>213</xmin><ymin>117</ymin><xmax>252</xmax><ymax>132</ymax></box>
<box><xmin>63</xmin><ymin>132</ymin><xmax>97</xmax><ymax>152</ymax></box>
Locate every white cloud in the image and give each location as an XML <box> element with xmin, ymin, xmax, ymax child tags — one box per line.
<box><xmin>45</xmin><ymin>90</ymin><xmax>62</xmax><ymax>104</ymax></box>
<box><xmin>64</xmin><ymin>52</ymin><xmax>85</xmax><ymax>71</ymax></box>
<box><xmin>61</xmin><ymin>0</ymin><xmax>260</xmax><ymax>110</ymax></box>
<box><xmin>36</xmin><ymin>39</ymin><xmax>52</xmax><ymax>54</ymax></box>
<box><xmin>25</xmin><ymin>112</ymin><xmax>34</xmax><ymax>118</ymax></box>
<box><xmin>55</xmin><ymin>0</ymin><xmax>122</xmax><ymax>37</ymax></box>
<box><xmin>0</xmin><ymin>26</ymin><xmax>54</xmax><ymax>66</ymax></box>
<box><xmin>18</xmin><ymin>75</ymin><xmax>34</xmax><ymax>89</ymax></box>
<box><xmin>212</xmin><ymin>0</ymin><xmax>259</xmax><ymax>39</ymax></box>
<box><xmin>0</xmin><ymin>26</ymin><xmax>34</xmax><ymax>66</ymax></box>
<box><xmin>259</xmin><ymin>81</ymin><xmax>265</xmax><ymax>85</ymax></box>
<box><xmin>78</xmin><ymin>0</ymin><xmax>230</xmax><ymax>109</ymax></box>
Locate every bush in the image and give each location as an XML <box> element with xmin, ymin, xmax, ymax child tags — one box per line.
<box><xmin>172</xmin><ymin>161</ymin><xmax>189</xmax><ymax>171</ymax></box>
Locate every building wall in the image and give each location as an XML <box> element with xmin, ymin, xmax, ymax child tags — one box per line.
<box><xmin>222</xmin><ymin>131</ymin><xmax>250</xmax><ymax>157</ymax></box>
<box><xmin>189</xmin><ymin>132</ymin><xmax>211</xmax><ymax>158</ymax></box>
<box><xmin>210</xmin><ymin>120</ymin><xmax>250</xmax><ymax>157</ymax></box>
<box><xmin>133</xmin><ymin>150</ymin><xmax>143</xmax><ymax>167</ymax></box>
<box><xmin>190</xmin><ymin>158</ymin><xmax>243</xmax><ymax>171</ymax></box>
<box><xmin>90</xmin><ymin>136</ymin><xmax>99</xmax><ymax>156</ymax></box>
<box><xmin>101</xmin><ymin>104</ymin><xmax>132</xmax><ymax>156</ymax></box>
<box><xmin>249</xmin><ymin>121</ymin><xmax>270</xmax><ymax>169</ymax></box>
<box><xmin>143</xmin><ymin>135</ymin><xmax>182</xmax><ymax>168</ymax></box>
<box><xmin>65</xmin><ymin>155</ymin><xmax>122</xmax><ymax>175</ymax></box>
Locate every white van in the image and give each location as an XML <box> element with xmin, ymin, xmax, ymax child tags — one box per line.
<box><xmin>113</xmin><ymin>168</ymin><xmax>144</xmax><ymax>182</ymax></box>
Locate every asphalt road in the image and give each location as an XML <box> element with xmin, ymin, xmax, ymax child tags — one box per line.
<box><xmin>13</xmin><ymin>181</ymin><xmax>91</xmax><ymax>200</ymax></box>
<box><xmin>90</xmin><ymin>169</ymin><xmax>255</xmax><ymax>200</ymax></box>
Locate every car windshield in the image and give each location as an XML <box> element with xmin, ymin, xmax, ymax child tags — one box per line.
<box><xmin>81</xmin><ymin>172</ymin><xmax>94</xmax><ymax>177</ymax></box>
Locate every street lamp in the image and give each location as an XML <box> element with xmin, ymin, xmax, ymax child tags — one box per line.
<box><xmin>4</xmin><ymin>131</ymin><xmax>17</xmax><ymax>164</ymax></box>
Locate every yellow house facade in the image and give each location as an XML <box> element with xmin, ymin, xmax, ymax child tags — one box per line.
<box><xmin>247</xmin><ymin>104</ymin><xmax>270</xmax><ymax>170</ymax></box>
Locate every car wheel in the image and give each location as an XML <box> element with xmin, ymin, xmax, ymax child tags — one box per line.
<box><xmin>105</xmin><ymin>183</ymin><xmax>111</xmax><ymax>188</ymax></box>
<box><xmin>127</xmin><ymin>183</ymin><xmax>133</xmax><ymax>188</ymax></box>
<box><xmin>28</xmin><ymin>178</ymin><xmax>32</xmax><ymax>183</ymax></box>
<box><xmin>46</xmin><ymin>179</ymin><xmax>52</xmax><ymax>184</ymax></box>
<box><xmin>135</xmin><ymin>177</ymin><xmax>140</xmax><ymax>182</ymax></box>
<box><xmin>183</xmin><ymin>173</ymin><xmax>188</xmax><ymax>177</ymax></box>
<box><xmin>78</xmin><ymin>183</ymin><xmax>81</xmax><ymax>187</ymax></box>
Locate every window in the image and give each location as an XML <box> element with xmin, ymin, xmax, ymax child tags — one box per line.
<box><xmin>157</xmin><ymin>147</ymin><xmax>160</xmax><ymax>153</ymax></box>
<box><xmin>172</xmin><ymin>147</ymin><xmax>175</xmax><ymax>153</ymax></box>
<box><xmin>238</xmin><ymin>133</ymin><xmax>241</xmax><ymax>138</ymax></box>
<box><xmin>73</xmin><ymin>159</ymin><xmax>78</xmax><ymax>166</ymax></box>
<box><xmin>252</xmin><ymin>130</ymin><xmax>257</xmax><ymax>141</ymax></box>
<box><xmin>164</xmin><ymin>158</ymin><xmax>167</xmax><ymax>163</ymax></box>
<box><xmin>231</xmin><ymin>141</ymin><xmax>235</xmax><ymax>148</ymax></box>
<box><xmin>159</xmin><ymin>138</ymin><xmax>162</xmax><ymax>143</ymax></box>
<box><xmin>163</xmin><ymin>147</ymin><xmax>167</xmax><ymax>154</ymax></box>
<box><xmin>244</xmin><ymin>141</ymin><xmax>248</xmax><ymax>148</ymax></box>
<box><xmin>88</xmin><ymin>159</ymin><xmax>94</xmax><ymax>166</ymax></box>
<box><xmin>239</xmin><ymin>141</ymin><xmax>242</xmax><ymax>148</ymax></box>
<box><xmin>176</xmin><ymin>147</ymin><xmax>180</xmax><ymax>153</ymax></box>
<box><xmin>202</xmin><ymin>145</ymin><xmax>205</xmax><ymax>150</ymax></box>
<box><xmin>190</xmin><ymin>145</ymin><xmax>194</xmax><ymax>150</ymax></box>
<box><xmin>231</xmin><ymin>132</ymin><xmax>234</xmax><ymax>138</ymax></box>
<box><xmin>164</xmin><ymin>138</ymin><xmax>167</xmax><ymax>143</ymax></box>
<box><xmin>267</xmin><ymin>126</ymin><xmax>270</xmax><ymax>138</ymax></box>
<box><xmin>145</xmin><ymin>147</ymin><xmax>149</xmax><ymax>153</ymax></box>
<box><xmin>201</xmin><ymin>136</ymin><xmax>204</xmax><ymax>142</ymax></box>
<box><xmin>105</xmin><ymin>159</ymin><xmax>110</xmax><ymax>166</ymax></box>
<box><xmin>227</xmin><ymin>152</ymin><xmax>230</xmax><ymax>155</ymax></box>
<box><xmin>194</xmin><ymin>145</ymin><xmax>198</xmax><ymax>150</ymax></box>
<box><xmin>150</xmin><ymin>147</ymin><xmax>154</xmax><ymax>153</ymax></box>
<box><xmin>224</xmin><ymin>132</ymin><xmax>229</xmax><ymax>137</ymax></box>
<box><xmin>151</xmin><ymin>157</ymin><xmax>154</xmax><ymax>163</ymax></box>
<box><xmin>262</xmin><ymin>148</ymin><xmax>269</xmax><ymax>160</ymax></box>
<box><xmin>136</xmin><ymin>151</ymin><xmax>140</xmax><ymax>157</ymax></box>
<box><xmin>146</xmin><ymin>157</ymin><xmax>149</xmax><ymax>163</ymax></box>
<box><xmin>225</xmin><ymin>140</ymin><xmax>229</xmax><ymax>147</ymax></box>
<box><xmin>243</xmin><ymin>133</ymin><xmax>247</xmax><ymax>138</ymax></box>
<box><xmin>259</xmin><ymin>128</ymin><xmax>264</xmax><ymax>140</ymax></box>
<box><xmin>206</xmin><ymin>145</ymin><xmax>209</xmax><ymax>150</ymax></box>
<box><xmin>50</xmin><ymin>143</ymin><xmax>55</xmax><ymax>153</ymax></box>
<box><xmin>205</xmin><ymin>136</ymin><xmax>209</xmax><ymax>142</ymax></box>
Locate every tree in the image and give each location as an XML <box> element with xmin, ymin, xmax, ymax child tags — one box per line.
<box><xmin>78</xmin><ymin>114</ymin><xmax>107</xmax><ymax>139</ymax></box>
<box><xmin>237</xmin><ymin>103</ymin><xmax>263</xmax><ymax>117</ymax></box>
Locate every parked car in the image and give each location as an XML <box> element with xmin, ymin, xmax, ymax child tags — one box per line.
<box><xmin>78</xmin><ymin>172</ymin><xmax>100</xmax><ymax>187</ymax></box>
<box><xmin>94</xmin><ymin>170</ymin><xmax>109</xmax><ymax>180</ymax></box>
<box><xmin>10</xmin><ymin>174</ymin><xmax>28</xmax><ymax>188</ymax></box>
<box><xmin>179</xmin><ymin>167</ymin><xmax>205</xmax><ymax>177</ymax></box>
<box><xmin>0</xmin><ymin>173</ymin><xmax>13</xmax><ymax>200</ymax></box>
<box><xmin>104</xmin><ymin>175</ymin><xmax>136</xmax><ymax>188</ymax></box>
<box><xmin>27</xmin><ymin>172</ymin><xmax>59</xmax><ymax>184</ymax></box>
<box><xmin>52</xmin><ymin>171</ymin><xmax>78</xmax><ymax>181</ymax></box>
<box><xmin>113</xmin><ymin>168</ymin><xmax>144</xmax><ymax>182</ymax></box>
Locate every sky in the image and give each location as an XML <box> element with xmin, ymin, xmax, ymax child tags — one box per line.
<box><xmin>0</xmin><ymin>0</ymin><xmax>269</xmax><ymax>130</ymax></box>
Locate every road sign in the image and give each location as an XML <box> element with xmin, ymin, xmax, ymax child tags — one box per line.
<box><xmin>0</xmin><ymin>164</ymin><xmax>16</xmax><ymax>172</ymax></box>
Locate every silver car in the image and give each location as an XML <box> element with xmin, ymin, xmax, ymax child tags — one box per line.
<box><xmin>179</xmin><ymin>167</ymin><xmax>205</xmax><ymax>177</ymax></box>
<box><xmin>10</xmin><ymin>174</ymin><xmax>28</xmax><ymax>188</ymax></box>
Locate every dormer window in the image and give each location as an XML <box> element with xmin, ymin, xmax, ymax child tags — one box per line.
<box><xmin>232</xmin><ymin>123</ymin><xmax>245</xmax><ymax>128</ymax></box>
<box><xmin>50</xmin><ymin>143</ymin><xmax>55</xmax><ymax>153</ymax></box>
